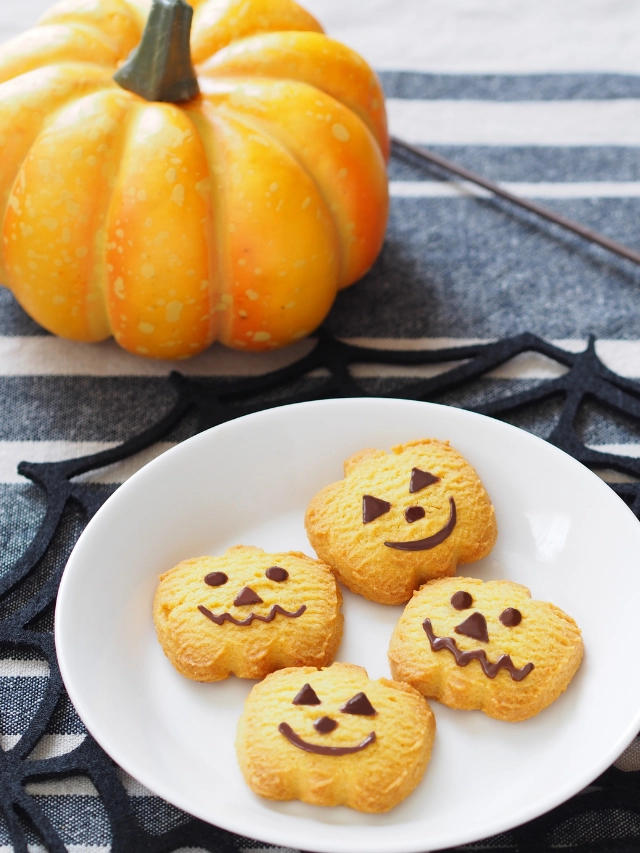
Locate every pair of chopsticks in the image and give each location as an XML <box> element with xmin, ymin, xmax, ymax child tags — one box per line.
<box><xmin>391</xmin><ymin>135</ymin><xmax>640</xmax><ymax>267</ymax></box>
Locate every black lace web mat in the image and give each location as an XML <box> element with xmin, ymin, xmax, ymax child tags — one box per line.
<box><xmin>2</xmin><ymin>331</ymin><xmax>640</xmax><ymax>853</ymax></box>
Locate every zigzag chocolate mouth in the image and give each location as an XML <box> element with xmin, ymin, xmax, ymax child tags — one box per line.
<box><xmin>385</xmin><ymin>497</ymin><xmax>457</xmax><ymax>551</ymax></box>
<box><xmin>278</xmin><ymin>722</ymin><xmax>376</xmax><ymax>756</ymax></box>
<box><xmin>422</xmin><ymin>618</ymin><xmax>534</xmax><ymax>681</ymax></box>
<box><xmin>198</xmin><ymin>603</ymin><xmax>306</xmax><ymax>626</ymax></box>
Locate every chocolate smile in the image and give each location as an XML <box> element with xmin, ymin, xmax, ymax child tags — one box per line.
<box><xmin>198</xmin><ymin>603</ymin><xmax>306</xmax><ymax>626</ymax></box>
<box><xmin>278</xmin><ymin>722</ymin><xmax>376</xmax><ymax>755</ymax></box>
<box><xmin>423</xmin><ymin>618</ymin><xmax>534</xmax><ymax>681</ymax></box>
<box><xmin>385</xmin><ymin>497</ymin><xmax>457</xmax><ymax>551</ymax></box>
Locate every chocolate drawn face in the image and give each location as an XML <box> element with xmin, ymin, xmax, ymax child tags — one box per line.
<box><xmin>198</xmin><ymin>563</ymin><xmax>306</xmax><ymax>627</ymax></box>
<box><xmin>279</xmin><ymin>683</ymin><xmax>378</xmax><ymax>755</ymax></box>
<box><xmin>422</xmin><ymin>588</ymin><xmax>533</xmax><ymax>681</ymax></box>
<box><xmin>363</xmin><ymin>467</ymin><xmax>457</xmax><ymax>551</ymax></box>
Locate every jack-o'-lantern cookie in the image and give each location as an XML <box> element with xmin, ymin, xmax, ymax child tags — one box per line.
<box><xmin>388</xmin><ymin>577</ymin><xmax>583</xmax><ymax>721</ymax></box>
<box><xmin>237</xmin><ymin>662</ymin><xmax>435</xmax><ymax>812</ymax></box>
<box><xmin>153</xmin><ymin>546</ymin><xmax>342</xmax><ymax>681</ymax></box>
<box><xmin>305</xmin><ymin>439</ymin><xmax>497</xmax><ymax>604</ymax></box>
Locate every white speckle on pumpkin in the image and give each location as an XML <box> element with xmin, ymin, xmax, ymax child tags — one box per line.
<box><xmin>165</xmin><ymin>167</ymin><xmax>177</xmax><ymax>183</ymax></box>
<box><xmin>294</xmin><ymin>259</ymin><xmax>306</xmax><ymax>268</ymax></box>
<box><xmin>71</xmin><ymin>147</ymin><xmax>83</xmax><ymax>161</ymax></box>
<box><xmin>338</xmin><ymin>168</ymin><xmax>348</xmax><ymax>179</ymax></box>
<box><xmin>293</xmin><ymin>329</ymin><xmax>309</xmax><ymax>339</ymax></box>
<box><xmin>141</xmin><ymin>264</ymin><xmax>155</xmax><ymax>279</ymax></box>
<box><xmin>278</xmin><ymin>270</ymin><xmax>287</xmax><ymax>277</ymax></box>
<box><xmin>285</xmin><ymin>301</ymin><xmax>296</xmax><ymax>309</ymax></box>
<box><xmin>254</xmin><ymin>268</ymin><xmax>262</xmax><ymax>275</ymax></box>
<box><xmin>238</xmin><ymin>309</ymin><xmax>248</xmax><ymax>318</ymax></box>
<box><xmin>332</xmin><ymin>123</ymin><xmax>350</xmax><ymax>142</ymax></box>
<box><xmin>52</xmin><ymin>295</ymin><xmax>66</xmax><ymax>305</ymax></box>
<box><xmin>269</xmin><ymin>182</ymin><xmax>278</xmax><ymax>193</ymax></box>
<box><xmin>113</xmin><ymin>278</ymin><xmax>125</xmax><ymax>299</ymax></box>
<box><xmin>139</xmin><ymin>322</ymin><xmax>155</xmax><ymax>334</ymax></box>
<box><xmin>171</xmin><ymin>185</ymin><xmax>185</xmax><ymax>205</ymax></box>
<box><xmin>165</xmin><ymin>301</ymin><xmax>183</xmax><ymax>323</ymax></box>
<box><xmin>253</xmin><ymin>331</ymin><xmax>271</xmax><ymax>342</ymax></box>
<box><xmin>87</xmin><ymin>156</ymin><xmax>97</xmax><ymax>167</ymax></box>
<box><xmin>276</xmin><ymin>199</ymin><xmax>283</xmax><ymax>212</ymax></box>
<box><xmin>214</xmin><ymin>302</ymin><xmax>227</xmax><ymax>312</ymax></box>
<box><xmin>221</xmin><ymin>294</ymin><xmax>232</xmax><ymax>304</ymax></box>
<box><xmin>116</xmin><ymin>229</ymin><xmax>124</xmax><ymax>239</ymax></box>
<box><xmin>75</xmin><ymin>247</ymin><xmax>88</xmax><ymax>258</ymax></box>
<box><xmin>41</xmin><ymin>217</ymin><xmax>58</xmax><ymax>231</ymax></box>
<box><xmin>154</xmin><ymin>231</ymin><xmax>170</xmax><ymax>245</ymax></box>
<box><xmin>301</xmin><ymin>197</ymin><xmax>311</xmax><ymax>210</ymax></box>
<box><xmin>28</xmin><ymin>262</ymin><xmax>37</xmax><ymax>271</ymax></box>
<box><xmin>66</xmin><ymin>201</ymin><xmax>80</xmax><ymax>217</ymax></box>
<box><xmin>200</xmin><ymin>280</ymin><xmax>209</xmax><ymax>290</ymax></box>
<box><xmin>144</xmin><ymin>218</ymin><xmax>152</xmax><ymax>227</ymax></box>
<box><xmin>238</xmin><ymin>258</ymin><xmax>246</xmax><ymax>266</ymax></box>
<box><xmin>38</xmin><ymin>161</ymin><xmax>50</xmax><ymax>176</ymax></box>
<box><xmin>136</xmin><ymin>346</ymin><xmax>149</xmax><ymax>354</ymax></box>
<box><xmin>195</xmin><ymin>178</ymin><xmax>210</xmax><ymax>197</ymax></box>
<box><xmin>245</xmin><ymin>289</ymin><xmax>259</xmax><ymax>301</ymax></box>
<box><xmin>137</xmin><ymin>190</ymin><xmax>147</xmax><ymax>201</ymax></box>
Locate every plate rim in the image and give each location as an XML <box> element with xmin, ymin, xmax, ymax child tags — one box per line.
<box><xmin>55</xmin><ymin>397</ymin><xmax>640</xmax><ymax>853</ymax></box>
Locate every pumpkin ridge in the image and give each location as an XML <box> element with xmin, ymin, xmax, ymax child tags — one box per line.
<box><xmin>184</xmin><ymin>107</ymin><xmax>231</xmax><ymax>346</ymax></box>
<box><xmin>218</xmin><ymin>101</ymin><xmax>346</xmax><ymax>288</ymax></box>
<box><xmin>196</xmin><ymin>31</ymin><xmax>389</xmax><ymax>159</ymax></box>
<box><xmin>87</xmin><ymin>94</ymin><xmax>143</xmax><ymax>340</ymax></box>
<box><xmin>215</xmin><ymin>82</ymin><xmax>386</xmax><ymax>290</ymax></box>
<box><xmin>0</xmin><ymin>70</ymin><xmax>114</xmax><ymax>285</ymax></box>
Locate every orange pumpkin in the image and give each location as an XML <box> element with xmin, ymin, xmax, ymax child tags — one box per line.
<box><xmin>0</xmin><ymin>0</ymin><xmax>389</xmax><ymax>358</ymax></box>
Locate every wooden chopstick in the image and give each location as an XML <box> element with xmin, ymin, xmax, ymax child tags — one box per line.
<box><xmin>391</xmin><ymin>135</ymin><xmax>640</xmax><ymax>267</ymax></box>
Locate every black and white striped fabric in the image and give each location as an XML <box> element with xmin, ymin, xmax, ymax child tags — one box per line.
<box><xmin>2</xmin><ymin>0</ymin><xmax>640</xmax><ymax>850</ymax></box>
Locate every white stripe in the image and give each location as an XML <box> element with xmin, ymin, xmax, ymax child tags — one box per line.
<box><xmin>0</xmin><ymin>336</ymin><xmax>314</xmax><ymax>377</ymax></box>
<box><xmin>2</xmin><ymin>337</ymin><xmax>640</xmax><ymax>378</ymax></box>
<box><xmin>302</xmin><ymin>0</ymin><xmax>640</xmax><ymax>73</ymax></box>
<box><xmin>0</xmin><ymin>658</ymin><xmax>49</xmax><ymax>676</ymax></box>
<box><xmin>0</xmin><ymin>441</ymin><xmax>175</xmax><ymax>484</ymax></box>
<box><xmin>23</xmin><ymin>770</ymin><xmax>155</xmax><ymax>798</ymax></box>
<box><xmin>0</xmin><ymin>848</ymin><xmax>109</xmax><ymax>853</ymax></box>
<box><xmin>390</xmin><ymin>181</ymin><xmax>640</xmax><ymax>199</ymax></box>
<box><xmin>1</xmin><ymin>733</ymin><xmax>85</xmax><ymax>756</ymax></box>
<box><xmin>387</xmin><ymin>99</ymin><xmax>640</xmax><ymax>146</ymax></box>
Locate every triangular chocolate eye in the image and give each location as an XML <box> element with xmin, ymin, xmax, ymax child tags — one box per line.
<box><xmin>410</xmin><ymin>467</ymin><xmax>440</xmax><ymax>493</ymax></box>
<box><xmin>340</xmin><ymin>692</ymin><xmax>377</xmax><ymax>716</ymax></box>
<box><xmin>292</xmin><ymin>683</ymin><xmax>321</xmax><ymax>705</ymax></box>
<box><xmin>363</xmin><ymin>495</ymin><xmax>391</xmax><ymax>523</ymax></box>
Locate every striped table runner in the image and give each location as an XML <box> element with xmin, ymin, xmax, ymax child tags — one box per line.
<box><xmin>2</xmin><ymin>0</ymin><xmax>640</xmax><ymax>850</ymax></box>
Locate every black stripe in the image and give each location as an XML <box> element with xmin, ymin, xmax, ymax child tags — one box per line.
<box><xmin>379</xmin><ymin>71</ymin><xmax>640</xmax><ymax>101</ymax></box>
<box><xmin>389</xmin><ymin>146</ymin><xmax>640</xmax><ymax>183</ymax></box>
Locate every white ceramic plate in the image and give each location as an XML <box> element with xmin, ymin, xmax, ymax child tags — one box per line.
<box><xmin>56</xmin><ymin>398</ymin><xmax>640</xmax><ymax>853</ymax></box>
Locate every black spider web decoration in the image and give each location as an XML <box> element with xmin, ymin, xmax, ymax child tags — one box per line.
<box><xmin>1</xmin><ymin>330</ymin><xmax>640</xmax><ymax>853</ymax></box>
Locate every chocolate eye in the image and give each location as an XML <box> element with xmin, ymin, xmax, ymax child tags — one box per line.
<box><xmin>500</xmin><ymin>607</ymin><xmax>522</xmax><ymax>627</ymax></box>
<box><xmin>204</xmin><ymin>572</ymin><xmax>228</xmax><ymax>587</ymax></box>
<box><xmin>409</xmin><ymin>467</ymin><xmax>440</xmax><ymax>493</ymax></box>
<box><xmin>266</xmin><ymin>566</ymin><xmax>288</xmax><ymax>582</ymax></box>
<box><xmin>292</xmin><ymin>683</ymin><xmax>321</xmax><ymax>705</ymax></box>
<box><xmin>451</xmin><ymin>590</ymin><xmax>472</xmax><ymax>610</ymax></box>
<box><xmin>340</xmin><ymin>692</ymin><xmax>377</xmax><ymax>716</ymax></box>
<box><xmin>362</xmin><ymin>495</ymin><xmax>391</xmax><ymax>523</ymax></box>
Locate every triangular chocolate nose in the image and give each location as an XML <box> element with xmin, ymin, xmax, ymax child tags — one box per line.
<box><xmin>233</xmin><ymin>586</ymin><xmax>263</xmax><ymax>606</ymax></box>
<box><xmin>454</xmin><ymin>612</ymin><xmax>489</xmax><ymax>643</ymax></box>
<box><xmin>362</xmin><ymin>494</ymin><xmax>391</xmax><ymax>523</ymax></box>
<box><xmin>410</xmin><ymin>467</ymin><xmax>440</xmax><ymax>493</ymax></box>
<box><xmin>292</xmin><ymin>683</ymin><xmax>321</xmax><ymax>705</ymax></box>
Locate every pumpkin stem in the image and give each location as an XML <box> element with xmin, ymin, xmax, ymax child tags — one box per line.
<box><xmin>114</xmin><ymin>0</ymin><xmax>200</xmax><ymax>103</ymax></box>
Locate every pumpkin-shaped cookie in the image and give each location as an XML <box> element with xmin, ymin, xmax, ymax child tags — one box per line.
<box><xmin>0</xmin><ymin>0</ymin><xmax>388</xmax><ymax>357</ymax></box>
<box><xmin>388</xmin><ymin>577</ymin><xmax>583</xmax><ymax>722</ymax></box>
<box><xmin>153</xmin><ymin>546</ymin><xmax>342</xmax><ymax>680</ymax></box>
<box><xmin>305</xmin><ymin>439</ymin><xmax>498</xmax><ymax>605</ymax></box>
<box><xmin>237</xmin><ymin>662</ymin><xmax>435</xmax><ymax>812</ymax></box>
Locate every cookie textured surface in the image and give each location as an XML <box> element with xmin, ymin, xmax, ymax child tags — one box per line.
<box><xmin>389</xmin><ymin>577</ymin><xmax>583</xmax><ymax>722</ymax></box>
<box><xmin>153</xmin><ymin>546</ymin><xmax>342</xmax><ymax>681</ymax></box>
<box><xmin>305</xmin><ymin>439</ymin><xmax>497</xmax><ymax>604</ymax></box>
<box><xmin>237</xmin><ymin>662</ymin><xmax>435</xmax><ymax>812</ymax></box>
